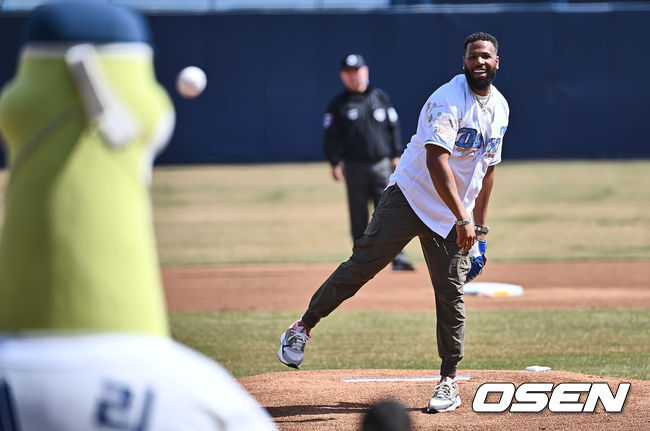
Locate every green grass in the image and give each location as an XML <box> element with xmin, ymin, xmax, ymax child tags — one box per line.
<box><xmin>1</xmin><ymin>161</ymin><xmax>649</xmax><ymax>381</ymax></box>
<box><xmin>487</xmin><ymin>160</ymin><xmax>650</xmax><ymax>262</ymax></box>
<box><xmin>147</xmin><ymin>160</ymin><xmax>650</xmax><ymax>265</ymax></box>
<box><xmin>149</xmin><ymin>163</ymin><xmax>353</xmax><ymax>265</ymax></box>
<box><xmin>169</xmin><ymin>309</ymin><xmax>650</xmax><ymax>380</ymax></box>
<box><xmin>2</xmin><ymin>160</ymin><xmax>649</xmax><ymax>264</ymax></box>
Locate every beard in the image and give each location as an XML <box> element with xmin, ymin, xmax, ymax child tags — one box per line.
<box><xmin>464</xmin><ymin>66</ymin><xmax>497</xmax><ymax>91</ymax></box>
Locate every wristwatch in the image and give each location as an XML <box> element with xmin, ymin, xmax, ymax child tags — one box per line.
<box><xmin>474</xmin><ymin>225</ymin><xmax>490</xmax><ymax>234</ymax></box>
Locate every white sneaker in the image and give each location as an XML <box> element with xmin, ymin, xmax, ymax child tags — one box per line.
<box><xmin>277</xmin><ymin>321</ymin><xmax>310</xmax><ymax>369</ymax></box>
<box><xmin>427</xmin><ymin>376</ymin><xmax>461</xmax><ymax>412</ymax></box>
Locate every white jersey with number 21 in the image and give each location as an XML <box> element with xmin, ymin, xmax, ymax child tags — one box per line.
<box><xmin>0</xmin><ymin>334</ymin><xmax>277</xmax><ymax>431</ymax></box>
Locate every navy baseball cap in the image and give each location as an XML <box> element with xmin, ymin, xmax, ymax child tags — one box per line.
<box><xmin>23</xmin><ymin>0</ymin><xmax>151</xmax><ymax>44</ymax></box>
<box><xmin>340</xmin><ymin>54</ymin><xmax>366</xmax><ymax>70</ymax></box>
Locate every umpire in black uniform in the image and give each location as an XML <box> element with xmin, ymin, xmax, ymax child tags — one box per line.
<box><xmin>323</xmin><ymin>53</ymin><xmax>414</xmax><ymax>271</ymax></box>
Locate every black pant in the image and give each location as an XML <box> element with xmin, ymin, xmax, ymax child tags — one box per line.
<box><xmin>343</xmin><ymin>158</ymin><xmax>392</xmax><ymax>240</ymax></box>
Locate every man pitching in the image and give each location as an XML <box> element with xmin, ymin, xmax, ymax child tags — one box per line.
<box><xmin>278</xmin><ymin>31</ymin><xmax>509</xmax><ymax>413</ymax></box>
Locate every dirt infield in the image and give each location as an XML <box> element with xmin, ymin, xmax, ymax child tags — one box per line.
<box><xmin>163</xmin><ymin>261</ymin><xmax>650</xmax><ymax>312</ymax></box>
<box><xmin>241</xmin><ymin>369</ymin><xmax>649</xmax><ymax>431</ymax></box>
<box><xmin>162</xmin><ymin>261</ymin><xmax>650</xmax><ymax>430</ymax></box>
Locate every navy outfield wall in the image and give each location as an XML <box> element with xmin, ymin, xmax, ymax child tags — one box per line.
<box><xmin>0</xmin><ymin>10</ymin><xmax>648</xmax><ymax>164</ymax></box>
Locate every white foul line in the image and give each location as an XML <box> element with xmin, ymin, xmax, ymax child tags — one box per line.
<box><xmin>343</xmin><ymin>375</ymin><xmax>471</xmax><ymax>383</ymax></box>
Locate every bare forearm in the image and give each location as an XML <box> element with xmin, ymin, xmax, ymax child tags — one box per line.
<box><xmin>426</xmin><ymin>145</ymin><xmax>475</xmax><ymax>252</ymax></box>
<box><xmin>473</xmin><ymin>165</ymin><xmax>494</xmax><ymax>226</ymax></box>
<box><xmin>473</xmin><ymin>165</ymin><xmax>495</xmax><ymax>241</ymax></box>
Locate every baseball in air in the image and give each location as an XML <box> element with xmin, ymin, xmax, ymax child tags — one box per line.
<box><xmin>176</xmin><ymin>66</ymin><xmax>207</xmax><ymax>99</ymax></box>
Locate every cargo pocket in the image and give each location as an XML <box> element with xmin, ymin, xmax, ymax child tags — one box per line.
<box><xmin>363</xmin><ymin>216</ymin><xmax>381</xmax><ymax>237</ymax></box>
<box><xmin>456</xmin><ymin>255</ymin><xmax>471</xmax><ymax>285</ymax></box>
<box><xmin>363</xmin><ymin>185</ymin><xmax>398</xmax><ymax>237</ymax></box>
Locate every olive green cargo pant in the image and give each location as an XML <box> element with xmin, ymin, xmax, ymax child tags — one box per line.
<box><xmin>301</xmin><ymin>184</ymin><xmax>471</xmax><ymax>364</ymax></box>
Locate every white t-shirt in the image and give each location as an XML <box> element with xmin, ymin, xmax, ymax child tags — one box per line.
<box><xmin>0</xmin><ymin>334</ymin><xmax>277</xmax><ymax>431</ymax></box>
<box><xmin>389</xmin><ymin>74</ymin><xmax>509</xmax><ymax>237</ymax></box>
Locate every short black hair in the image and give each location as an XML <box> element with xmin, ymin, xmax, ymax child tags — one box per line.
<box><xmin>362</xmin><ymin>400</ymin><xmax>411</xmax><ymax>431</ymax></box>
<box><xmin>464</xmin><ymin>32</ymin><xmax>498</xmax><ymax>54</ymax></box>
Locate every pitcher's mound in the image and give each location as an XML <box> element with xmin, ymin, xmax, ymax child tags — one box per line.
<box><xmin>240</xmin><ymin>369</ymin><xmax>649</xmax><ymax>431</ymax></box>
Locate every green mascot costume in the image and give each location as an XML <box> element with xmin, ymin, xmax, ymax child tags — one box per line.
<box><xmin>0</xmin><ymin>0</ymin><xmax>174</xmax><ymax>335</ymax></box>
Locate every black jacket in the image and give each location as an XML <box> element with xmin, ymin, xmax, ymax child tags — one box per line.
<box><xmin>323</xmin><ymin>86</ymin><xmax>402</xmax><ymax>166</ymax></box>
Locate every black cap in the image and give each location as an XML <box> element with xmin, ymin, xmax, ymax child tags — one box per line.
<box><xmin>341</xmin><ymin>53</ymin><xmax>366</xmax><ymax>70</ymax></box>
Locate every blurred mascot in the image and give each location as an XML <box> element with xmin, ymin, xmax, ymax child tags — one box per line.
<box><xmin>0</xmin><ymin>1</ymin><xmax>276</xmax><ymax>430</ymax></box>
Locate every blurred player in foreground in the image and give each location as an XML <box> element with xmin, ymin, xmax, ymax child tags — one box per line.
<box><xmin>361</xmin><ymin>400</ymin><xmax>411</xmax><ymax>431</ymax></box>
<box><xmin>279</xmin><ymin>32</ymin><xmax>508</xmax><ymax>413</ymax></box>
<box><xmin>0</xmin><ymin>1</ymin><xmax>276</xmax><ymax>430</ymax></box>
